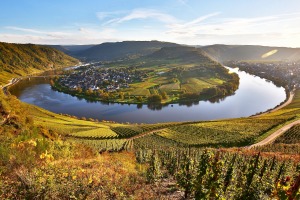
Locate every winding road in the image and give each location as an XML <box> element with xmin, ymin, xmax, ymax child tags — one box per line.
<box><xmin>248</xmin><ymin>119</ymin><xmax>300</xmax><ymax>149</ymax></box>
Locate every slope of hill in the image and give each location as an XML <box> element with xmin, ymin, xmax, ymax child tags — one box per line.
<box><xmin>74</xmin><ymin>40</ymin><xmax>180</xmax><ymax>61</ymax></box>
<box><xmin>0</xmin><ymin>42</ymin><xmax>78</xmax><ymax>85</ymax></box>
<box><xmin>48</xmin><ymin>44</ymin><xmax>95</xmax><ymax>55</ymax></box>
<box><xmin>145</xmin><ymin>46</ymin><xmax>216</xmax><ymax>64</ymax></box>
<box><xmin>202</xmin><ymin>44</ymin><xmax>300</xmax><ymax>62</ymax></box>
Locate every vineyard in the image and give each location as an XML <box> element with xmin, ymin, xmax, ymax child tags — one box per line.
<box><xmin>72</xmin><ymin>139</ymin><xmax>134</xmax><ymax>152</ymax></box>
<box><xmin>111</xmin><ymin>122</ymin><xmax>186</xmax><ymax>138</ymax></box>
<box><xmin>69</xmin><ymin>128</ymin><xmax>118</xmax><ymax>139</ymax></box>
<box><xmin>133</xmin><ymin>134</ymin><xmax>187</xmax><ymax>149</ymax></box>
<box><xmin>255</xmin><ymin>124</ymin><xmax>300</xmax><ymax>154</ymax></box>
<box><xmin>135</xmin><ymin>148</ymin><xmax>300</xmax><ymax>199</ymax></box>
<box><xmin>274</xmin><ymin>124</ymin><xmax>300</xmax><ymax>144</ymax></box>
<box><xmin>152</xmin><ymin>116</ymin><xmax>296</xmax><ymax>147</ymax></box>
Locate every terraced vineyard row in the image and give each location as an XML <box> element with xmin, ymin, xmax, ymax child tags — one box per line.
<box><xmin>133</xmin><ymin>134</ymin><xmax>187</xmax><ymax>149</ymax></box>
<box><xmin>135</xmin><ymin>148</ymin><xmax>300</xmax><ymax>199</ymax></box>
<box><xmin>255</xmin><ymin>124</ymin><xmax>300</xmax><ymax>154</ymax></box>
<box><xmin>69</xmin><ymin>128</ymin><xmax>118</xmax><ymax>139</ymax></box>
<box><xmin>154</xmin><ymin>116</ymin><xmax>295</xmax><ymax>147</ymax></box>
<box><xmin>111</xmin><ymin>122</ymin><xmax>185</xmax><ymax>138</ymax></box>
<box><xmin>274</xmin><ymin>124</ymin><xmax>300</xmax><ymax>144</ymax></box>
<box><xmin>72</xmin><ymin>139</ymin><xmax>134</xmax><ymax>152</ymax></box>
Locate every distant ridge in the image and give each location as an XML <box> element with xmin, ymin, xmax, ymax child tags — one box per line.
<box><xmin>201</xmin><ymin>44</ymin><xmax>300</xmax><ymax>62</ymax></box>
<box><xmin>48</xmin><ymin>44</ymin><xmax>95</xmax><ymax>55</ymax></box>
<box><xmin>71</xmin><ymin>41</ymin><xmax>180</xmax><ymax>62</ymax></box>
<box><xmin>50</xmin><ymin>42</ymin><xmax>300</xmax><ymax>63</ymax></box>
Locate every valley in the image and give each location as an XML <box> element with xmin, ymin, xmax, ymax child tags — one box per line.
<box><xmin>1</xmin><ymin>41</ymin><xmax>300</xmax><ymax>199</ymax></box>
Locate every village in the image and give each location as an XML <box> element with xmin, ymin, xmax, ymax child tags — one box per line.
<box><xmin>57</xmin><ymin>65</ymin><xmax>150</xmax><ymax>92</ymax></box>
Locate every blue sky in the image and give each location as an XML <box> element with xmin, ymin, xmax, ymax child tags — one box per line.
<box><xmin>1</xmin><ymin>0</ymin><xmax>300</xmax><ymax>47</ymax></box>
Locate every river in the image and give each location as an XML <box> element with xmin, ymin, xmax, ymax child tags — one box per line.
<box><xmin>9</xmin><ymin>67</ymin><xmax>286</xmax><ymax>123</ymax></box>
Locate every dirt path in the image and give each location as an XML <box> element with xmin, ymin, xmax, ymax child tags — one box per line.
<box><xmin>253</xmin><ymin>90</ymin><xmax>295</xmax><ymax>117</ymax></box>
<box><xmin>248</xmin><ymin>119</ymin><xmax>300</xmax><ymax>148</ymax></box>
<box><xmin>1</xmin><ymin>78</ymin><xmax>21</xmax><ymax>95</ymax></box>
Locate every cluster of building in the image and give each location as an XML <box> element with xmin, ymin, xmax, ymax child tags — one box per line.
<box><xmin>58</xmin><ymin>66</ymin><xmax>148</xmax><ymax>92</ymax></box>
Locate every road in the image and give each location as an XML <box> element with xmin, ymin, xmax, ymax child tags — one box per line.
<box><xmin>248</xmin><ymin>119</ymin><xmax>300</xmax><ymax>148</ymax></box>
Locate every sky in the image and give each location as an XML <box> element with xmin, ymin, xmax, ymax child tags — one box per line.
<box><xmin>1</xmin><ymin>0</ymin><xmax>300</xmax><ymax>47</ymax></box>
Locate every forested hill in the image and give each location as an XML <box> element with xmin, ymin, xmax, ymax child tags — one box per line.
<box><xmin>48</xmin><ymin>44</ymin><xmax>95</xmax><ymax>55</ymax></box>
<box><xmin>146</xmin><ymin>46</ymin><xmax>216</xmax><ymax>64</ymax></box>
<box><xmin>0</xmin><ymin>42</ymin><xmax>78</xmax><ymax>85</ymax></box>
<box><xmin>201</xmin><ymin>44</ymin><xmax>300</xmax><ymax>62</ymax></box>
<box><xmin>73</xmin><ymin>41</ymin><xmax>180</xmax><ymax>61</ymax></box>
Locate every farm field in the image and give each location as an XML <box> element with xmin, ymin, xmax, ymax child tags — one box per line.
<box><xmin>121</xmin><ymin>65</ymin><xmax>227</xmax><ymax>100</ymax></box>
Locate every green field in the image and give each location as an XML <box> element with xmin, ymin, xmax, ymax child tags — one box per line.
<box><xmin>181</xmin><ymin>78</ymin><xmax>213</xmax><ymax>93</ymax></box>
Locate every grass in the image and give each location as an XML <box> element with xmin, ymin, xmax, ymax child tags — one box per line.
<box><xmin>126</xmin><ymin>87</ymin><xmax>150</xmax><ymax>96</ymax></box>
<box><xmin>26</xmin><ymin>103</ymin><xmax>121</xmax><ymax>139</ymax></box>
<box><xmin>159</xmin><ymin>82</ymin><xmax>180</xmax><ymax>91</ymax></box>
<box><xmin>181</xmin><ymin>78</ymin><xmax>213</xmax><ymax>93</ymax></box>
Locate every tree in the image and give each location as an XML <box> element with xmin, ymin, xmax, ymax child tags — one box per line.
<box><xmin>76</xmin><ymin>86</ymin><xmax>82</xmax><ymax>94</ymax></box>
<box><xmin>147</xmin><ymin>94</ymin><xmax>162</xmax><ymax>103</ymax></box>
<box><xmin>136</xmin><ymin>96</ymin><xmax>143</xmax><ymax>102</ymax></box>
<box><xmin>86</xmin><ymin>88</ymin><xmax>93</xmax><ymax>96</ymax></box>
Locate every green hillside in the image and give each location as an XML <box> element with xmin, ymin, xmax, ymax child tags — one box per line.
<box><xmin>73</xmin><ymin>40</ymin><xmax>180</xmax><ymax>61</ymax></box>
<box><xmin>0</xmin><ymin>42</ymin><xmax>78</xmax><ymax>85</ymax></box>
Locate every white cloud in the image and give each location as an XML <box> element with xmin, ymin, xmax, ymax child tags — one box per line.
<box><xmin>0</xmin><ymin>26</ymin><xmax>118</xmax><ymax>45</ymax></box>
<box><xmin>5</xmin><ymin>26</ymin><xmax>45</xmax><ymax>34</ymax></box>
<box><xmin>5</xmin><ymin>26</ymin><xmax>72</xmax><ymax>37</ymax></box>
<box><xmin>102</xmin><ymin>8</ymin><xmax>178</xmax><ymax>26</ymax></box>
<box><xmin>165</xmin><ymin>12</ymin><xmax>300</xmax><ymax>43</ymax></box>
<box><xmin>2</xmin><ymin>10</ymin><xmax>300</xmax><ymax>47</ymax></box>
<box><xmin>96</xmin><ymin>11</ymin><xmax>126</xmax><ymax>21</ymax></box>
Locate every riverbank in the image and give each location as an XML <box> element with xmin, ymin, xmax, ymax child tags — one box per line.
<box><xmin>252</xmin><ymin>89</ymin><xmax>295</xmax><ymax>118</ymax></box>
